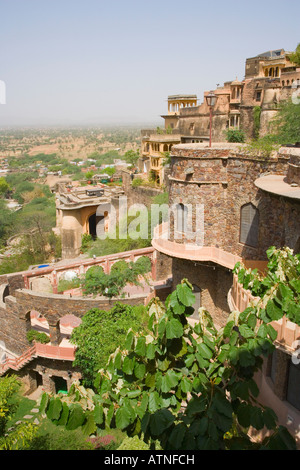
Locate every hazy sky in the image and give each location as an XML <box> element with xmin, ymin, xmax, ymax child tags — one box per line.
<box><xmin>0</xmin><ymin>0</ymin><xmax>299</xmax><ymax>127</ymax></box>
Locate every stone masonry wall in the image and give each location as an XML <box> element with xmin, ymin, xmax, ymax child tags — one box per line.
<box><xmin>0</xmin><ymin>289</ymin><xmax>149</xmax><ymax>356</ymax></box>
<box><xmin>169</xmin><ymin>144</ymin><xmax>291</xmax><ymax>261</ymax></box>
<box><xmin>172</xmin><ymin>258</ymin><xmax>233</xmax><ymax>328</ymax></box>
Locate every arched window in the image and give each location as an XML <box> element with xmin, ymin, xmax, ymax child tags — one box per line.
<box><xmin>176</xmin><ymin>203</ymin><xmax>188</xmax><ymax>233</ymax></box>
<box><xmin>240</xmin><ymin>203</ymin><xmax>259</xmax><ymax>247</ymax></box>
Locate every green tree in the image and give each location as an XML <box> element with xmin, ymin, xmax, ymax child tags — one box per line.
<box><xmin>101</xmin><ymin>167</ymin><xmax>116</xmax><ymax>177</ymax></box>
<box><xmin>81</xmin><ymin>257</ymin><xmax>151</xmax><ymax>298</ymax></box>
<box><xmin>42</xmin><ymin>249</ymin><xmax>299</xmax><ymax>450</ymax></box>
<box><xmin>0</xmin><ymin>376</ymin><xmax>37</xmax><ymax>450</ymax></box>
<box><xmin>270</xmin><ymin>99</ymin><xmax>300</xmax><ymax>145</ymax></box>
<box><xmin>288</xmin><ymin>42</ymin><xmax>300</xmax><ymax>66</ymax></box>
<box><xmin>85</xmin><ymin>170</ymin><xmax>94</xmax><ymax>180</ymax></box>
<box><xmin>70</xmin><ymin>303</ymin><xmax>148</xmax><ymax>387</ymax></box>
<box><xmin>0</xmin><ymin>177</ymin><xmax>10</xmax><ymax>197</ymax></box>
<box><xmin>124</xmin><ymin>149</ymin><xmax>140</xmax><ymax>167</ymax></box>
<box><xmin>225</xmin><ymin>128</ymin><xmax>246</xmax><ymax>143</ymax></box>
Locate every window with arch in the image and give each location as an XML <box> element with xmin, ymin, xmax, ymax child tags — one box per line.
<box><xmin>240</xmin><ymin>203</ymin><xmax>259</xmax><ymax>247</ymax></box>
<box><xmin>176</xmin><ymin>203</ymin><xmax>188</xmax><ymax>233</ymax></box>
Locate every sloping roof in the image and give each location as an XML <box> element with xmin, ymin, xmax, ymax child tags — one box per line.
<box><xmin>255</xmin><ymin>49</ymin><xmax>285</xmax><ymax>59</ymax></box>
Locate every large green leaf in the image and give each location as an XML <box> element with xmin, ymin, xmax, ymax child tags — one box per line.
<box><xmin>176</xmin><ymin>283</ymin><xmax>195</xmax><ymax>307</ymax></box>
<box><xmin>168</xmin><ymin>423</ymin><xmax>186</xmax><ymax>449</ymax></box>
<box><xmin>115</xmin><ymin>404</ymin><xmax>135</xmax><ymax>430</ymax></box>
<box><xmin>46</xmin><ymin>397</ymin><xmax>62</xmax><ymax>421</ymax></box>
<box><xmin>56</xmin><ymin>402</ymin><xmax>69</xmax><ymax>426</ymax></box>
<box><xmin>266</xmin><ymin>299</ymin><xmax>283</xmax><ymax>321</ymax></box>
<box><xmin>239</xmin><ymin>324</ymin><xmax>254</xmax><ymax>339</ymax></box>
<box><xmin>250</xmin><ymin>406</ymin><xmax>264</xmax><ymax>430</ymax></box>
<box><xmin>186</xmin><ymin>396</ymin><xmax>207</xmax><ymax>417</ymax></box>
<box><xmin>213</xmin><ymin>394</ymin><xmax>233</xmax><ymax>418</ymax></box>
<box><xmin>160</xmin><ymin>369</ymin><xmax>180</xmax><ymax>393</ymax></box>
<box><xmin>146</xmin><ymin>342</ymin><xmax>156</xmax><ymax>360</ymax></box>
<box><xmin>197</xmin><ymin>342</ymin><xmax>213</xmax><ymax>359</ymax></box>
<box><xmin>66</xmin><ymin>404</ymin><xmax>85</xmax><ymax>430</ymax></box>
<box><xmin>135</xmin><ymin>337</ymin><xmax>146</xmax><ymax>356</ymax></box>
<box><xmin>148</xmin><ymin>391</ymin><xmax>161</xmax><ymax>413</ymax></box>
<box><xmin>166</xmin><ymin>318</ymin><xmax>183</xmax><ymax>339</ymax></box>
<box><xmin>180</xmin><ymin>377</ymin><xmax>192</xmax><ymax>394</ymax></box>
<box><xmin>134</xmin><ymin>362</ymin><xmax>146</xmax><ymax>379</ymax></box>
<box><xmin>122</xmin><ymin>356</ymin><xmax>135</xmax><ymax>375</ymax></box>
<box><xmin>237</xmin><ymin>403</ymin><xmax>251</xmax><ymax>428</ymax></box>
<box><xmin>82</xmin><ymin>412</ymin><xmax>97</xmax><ymax>435</ymax></box>
<box><xmin>223</xmin><ymin>321</ymin><xmax>234</xmax><ymax>338</ymax></box>
<box><xmin>93</xmin><ymin>404</ymin><xmax>104</xmax><ymax>425</ymax></box>
<box><xmin>149</xmin><ymin>408</ymin><xmax>175</xmax><ymax>436</ymax></box>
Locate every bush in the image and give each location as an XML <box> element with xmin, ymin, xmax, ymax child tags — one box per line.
<box><xmin>225</xmin><ymin>128</ymin><xmax>246</xmax><ymax>143</ymax></box>
<box><xmin>131</xmin><ymin>177</ymin><xmax>143</xmax><ymax>187</ymax></box>
<box><xmin>70</xmin><ymin>302</ymin><xmax>148</xmax><ymax>387</ymax></box>
<box><xmin>117</xmin><ymin>435</ymin><xmax>150</xmax><ymax>450</ymax></box>
<box><xmin>26</xmin><ymin>330</ymin><xmax>50</xmax><ymax>344</ymax></box>
<box><xmin>81</xmin><ymin>233</ymin><xmax>93</xmax><ymax>252</ymax></box>
<box><xmin>23</xmin><ymin>423</ymin><xmax>94</xmax><ymax>450</ymax></box>
<box><xmin>57</xmin><ymin>278</ymin><xmax>80</xmax><ymax>293</ymax></box>
<box><xmin>87</xmin><ymin>434</ymin><xmax>118</xmax><ymax>450</ymax></box>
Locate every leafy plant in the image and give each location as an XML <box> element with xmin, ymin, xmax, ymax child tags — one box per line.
<box><xmin>270</xmin><ymin>99</ymin><xmax>300</xmax><ymax>145</ymax></box>
<box><xmin>225</xmin><ymin>128</ymin><xmax>246</xmax><ymax>143</ymax></box>
<box><xmin>233</xmin><ymin>246</ymin><xmax>300</xmax><ymax>324</ymax></box>
<box><xmin>131</xmin><ymin>177</ymin><xmax>144</xmax><ymax>188</ymax></box>
<box><xmin>253</xmin><ymin>106</ymin><xmax>261</xmax><ymax>140</ymax></box>
<box><xmin>288</xmin><ymin>42</ymin><xmax>300</xmax><ymax>67</ymax></box>
<box><xmin>81</xmin><ymin>256</ymin><xmax>152</xmax><ymax>298</ymax></box>
<box><xmin>0</xmin><ymin>376</ymin><xmax>38</xmax><ymax>450</ymax></box>
<box><xmin>26</xmin><ymin>329</ymin><xmax>50</xmax><ymax>344</ymax></box>
<box><xmin>70</xmin><ymin>302</ymin><xmax>148</xmax><ymax>386</ymax></box>
<box><xmin>242</xmin><ymin>136</ymin><xmax>280</xmax><ymax>158</ymax></box>
<box><xmin>42</xmin><ymin>269</ymin><xmax>298</xmax><ymax>450</ymax></box>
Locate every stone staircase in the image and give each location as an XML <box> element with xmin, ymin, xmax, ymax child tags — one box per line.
<box><xmin>0</xmin><ymin>343</ymin><xmax>75</xmax><ymax>375</ymax></box>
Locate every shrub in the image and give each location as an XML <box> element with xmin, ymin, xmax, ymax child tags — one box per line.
<box><xmin>81</xmin><ymin>233</ymin><xmax>93</xmax><ymax>252</ymax></box>
<box><xmin>131</xmin><ymin>177</ymin><xmax>143</xmax><ymax>187</ymax></box>
<box><xmin>87</xmin><ymin>434</ymin><xmax>118</xmax><ymax>450</ymax></box>
<box><xmin>57</xmin><ymin>278</ymin><xmax>80</xmax><ymax>293</ymax></box>
<box><xmin>225</xmin><ymin>128</ymin><xmax>246</xmax><ymax>143</ymax></box>
<box><xmin>26</xmin><ymin>330</ymin><xmax>50</xmax><ymax>344</ymax></box>
<box><xmin>117</xmin><ymin>435</ymin><xmax>150</xmax><ymax>450</ymax></box>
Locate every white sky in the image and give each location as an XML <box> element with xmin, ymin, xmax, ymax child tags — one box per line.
<box><xmin>0</xmin><ymin>0</ymin><xmax>299</xmax><ymax>127</ymax></box>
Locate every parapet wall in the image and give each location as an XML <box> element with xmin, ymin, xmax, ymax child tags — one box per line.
<box><xmin>168</xmin><ymin>143</ymin><xmax>299</xmax><ymax>261</ymax></box>
<box><xmin>0</xmin><ymin>247</ymin><xmax>160</xmax><ymax>356</ymax></box>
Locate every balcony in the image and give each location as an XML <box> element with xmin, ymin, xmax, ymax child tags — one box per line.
<box><xmin>152</xmin><ymin>223</ymin><xmax>241</xmax><ymax>270</ymax></box>
<box><xmin>230</xmin><ymin>273</ymin><xmax>300</xmax><ymax>351</ymax></box>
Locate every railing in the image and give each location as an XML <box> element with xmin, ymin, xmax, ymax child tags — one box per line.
<box><xmin>21</xmin><ymin>246</ymin><xmax>156</xmax><ymax>292</ymax></box>
<box><xmin>0</xmin><ymin>342</ymin><xmax>75</xmax><ymax>375</ymax></box>
<box><xmin>152</xmin><ymin>223</ymin><xmax>241</xmax><ymax>270</ymax></box>
<box><xmin>230</xmin><ymin>273</ymin><xmax>300</xmax><ymax>351</ymax></box>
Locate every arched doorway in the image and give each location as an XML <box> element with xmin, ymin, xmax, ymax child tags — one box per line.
<box><xmin>88</xmin><ymin>213</ymin><xmax>97</xmax><ymax>238</ymax></box>
<box><xmin>88</xmin><ymin>212</ymin><xmax>108</xmax><ymax>239</ymax></box>
<box><xmin>53</xmin><ymin>376</ymin><xmax>68</xmax><ymax>393</ymax></box>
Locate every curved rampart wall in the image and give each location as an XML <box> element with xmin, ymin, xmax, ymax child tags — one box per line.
<box><xmin>0</xmin><ymin>248</ymin><xmax>158</xmax><ymax>356</ymax></box>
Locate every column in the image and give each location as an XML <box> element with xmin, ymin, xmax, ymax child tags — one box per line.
<box><xmin>48</xmin><ymin>321</ymin><xmax>61</xmax><ymax>346</ymax></box>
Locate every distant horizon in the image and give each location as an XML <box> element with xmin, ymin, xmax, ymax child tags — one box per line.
<box><xmin>0</xmin><ymin>120</ymin><xmax>162</xmax><ymax>130</ymax></box>
<box><xmin>1</xmin><ymin>0</ymin><xmax>299</xmax><ymax>128</ymax></box>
